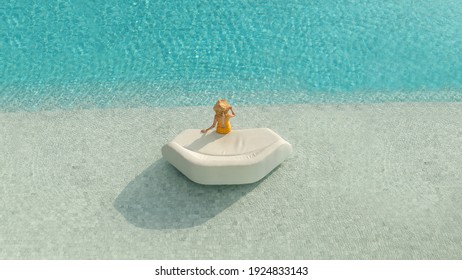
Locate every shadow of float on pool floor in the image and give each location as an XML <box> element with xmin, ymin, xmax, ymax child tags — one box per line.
<box><xmin>114</xmin><ymin>159</ymin><xmax>269</xmax><ymax>229</ymax></box>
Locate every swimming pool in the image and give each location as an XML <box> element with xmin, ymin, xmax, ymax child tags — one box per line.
<box><xmin>2</xmin><ymin>0</ymin><xmax>462</xmax><ymax>110</ymax></box>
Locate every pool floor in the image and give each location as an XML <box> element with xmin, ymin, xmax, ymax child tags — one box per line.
<box><xmin>1</xmin><ymin>102</ymin><xmax>461</xmax><ymax>259</ymax></box>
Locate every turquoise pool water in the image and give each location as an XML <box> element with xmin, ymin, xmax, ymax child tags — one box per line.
<box><xmin>1</xmin><ymin>0</ymin><xmax>462</xmax><ymax>110</ymax></box>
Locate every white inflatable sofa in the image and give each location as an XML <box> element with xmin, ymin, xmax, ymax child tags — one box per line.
<box><xmin>161</xmin><ymin>128</ymin><xmax>292</xmax><ymax>185</ymax></box>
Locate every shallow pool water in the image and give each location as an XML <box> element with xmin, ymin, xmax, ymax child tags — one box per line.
<box><xmin>1</xmin><ymin>0</ymin><xmax>462</xmax><ymax>110</ymax></box>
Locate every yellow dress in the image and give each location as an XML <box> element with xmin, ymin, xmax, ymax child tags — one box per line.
<box><xmin>216</xmin><ymin>114</ymin><xmax>231</xmax><ymax>134</ymax></box>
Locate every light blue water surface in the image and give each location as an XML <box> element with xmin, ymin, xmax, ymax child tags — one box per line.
<box><xmin>1</xmin><ymin>0</ymin><xmax>462</xmax><ymax>110</ymax></box>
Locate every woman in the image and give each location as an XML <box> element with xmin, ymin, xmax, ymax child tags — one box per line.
<box><xmin>201</xmin><ymin>99</ymin><xmax>236</xmax><ymax>134</ymax></box>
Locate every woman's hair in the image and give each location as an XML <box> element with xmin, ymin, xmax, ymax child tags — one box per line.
<box><xmin>213</xmin><ymin>99</ymin><xmax>230</xmax><ymax>116</ymax></box>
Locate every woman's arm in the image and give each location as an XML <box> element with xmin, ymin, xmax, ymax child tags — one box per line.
<box><xmin>201</xmin><ymin>116</ymin><xmax>218</xmax><ymax>133</ymax></box>
<box><xmin>228</xmin><ymin>106</ymin><xmax>236</xmax><ymax>118</ymax></box>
